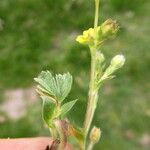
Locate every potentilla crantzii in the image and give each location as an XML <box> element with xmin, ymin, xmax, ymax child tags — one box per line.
<box><xmin>34</xmin><ymin>0</ymin><xmax>125</xmax><ymax>149</ymax></box>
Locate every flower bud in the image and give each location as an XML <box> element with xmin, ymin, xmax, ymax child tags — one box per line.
<box><xmin>100</xmin><ymin>54</ymin><xmax>125</xmax><ymax>81</ymax></box>
<box><xmin>90</xmin><ymin>126</ymin><xmax>101</xmax><ymax>143</ymax></box>
<box><xmin>101</xmin><ymin>19</ymin><xmax>119</xmax><ymax>38</ymax></box>
<box><xmin>110</xmin><ymin>54</ymin><xmax>125</xmax><ymax>69</ymax></box>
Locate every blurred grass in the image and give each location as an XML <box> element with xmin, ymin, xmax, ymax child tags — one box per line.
<box><xmin>110</xmin><ymin>0</ymin><xmax>143</xmax><ymax>12</ymax></box>
<box><xmin>0</xmin><ymin>0</ymin><xmax>150</xmax><ymax>149</ymax></box>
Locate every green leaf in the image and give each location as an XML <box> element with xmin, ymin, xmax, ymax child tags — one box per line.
<box><xmin>55</xmin><ymin>73</ymin><xmax>72</xmax><ymax>102</ymax></box>
<box><xmin>35</xmin><ymin>71</ymin><xmax>72</xmax><ymax>102</ymax></box>
<box><xmin>34</xmin><ymin>71</ymin><xmax>57</xmax><ymax>97</ymax></box>
<box><xmin>36</xmin><ymin>85</ymin><xmax>51</xmax><ymax>95</ymax></box>
<box><xmin>61</xmin><ymin>99</ymin><xmax>78</xmax><ymax>117</ymax></box>
<box><xmin>41</xmin><ymin>96</ymin><xmax>57</xmax><ymax>127</ymax></box>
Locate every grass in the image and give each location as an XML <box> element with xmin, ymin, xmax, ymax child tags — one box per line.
<box><xmin>0</xmin><ymin>0</ymin><xmax>150</xmax><ymax>149</ymax></box>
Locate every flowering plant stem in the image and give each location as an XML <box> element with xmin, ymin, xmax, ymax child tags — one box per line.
<box><xmin>84</xmin><ymin>0</ymin><xmax>100</xmax><ymax>145</ymax></box>
<box><xmin>84</xmin><ymin>50</ymin><xmax>97</xmax><ymax>135</ymax></box>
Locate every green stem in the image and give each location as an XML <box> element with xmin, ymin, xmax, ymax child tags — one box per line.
<box><xmin>84</xmin><ymin>0</ymin><xmax>100</xmax><ymax>147</ymax></box>
<box><xmin>94</xmin><ymin>0</ymin><xmax>100</xmax><ymax>29</ymax></box>
<box><xmin>84</xmin><ymin>49</ymin><xmax>98</xmax><ymax>135</ymax></box>
<box><xmin>87</xmin><ymin>142</ymin><xmax>95</xmax><ymax>150</ymax></box>
<box><xmin>49</xmin><ymin>127</ymin><xmax>57</xmax><ymax>139</ymax></box>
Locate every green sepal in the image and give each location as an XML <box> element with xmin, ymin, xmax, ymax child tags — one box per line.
<box><xmin>61</xmin><ymin>99</ymin><xmax>78</xmax><ymax>118</ymax></box>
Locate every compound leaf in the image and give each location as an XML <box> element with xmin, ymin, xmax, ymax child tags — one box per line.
<box><xmin>35</xmin><ymin>71</ymin><xmax>72</xmax><ymax>102</ymax></box>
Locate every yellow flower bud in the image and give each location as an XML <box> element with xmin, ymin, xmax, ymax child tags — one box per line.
<box><xmin>90</xmin><ymin>126</ymin><xmax>101</xmax><ymax>143</ymax></box>
<box><xmin>101</xmin><ymin>18</ymin><xmax>119</xmax><ymax>38</ymax></box>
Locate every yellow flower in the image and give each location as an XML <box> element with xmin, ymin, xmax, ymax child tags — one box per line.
<box><xmin>76</xmin><ymin>19</ymin><xmax>119</xmax><ymax>45</ymax></box>
<box><xmin>76</xmin><ymin>27</ymin><xmax>98</xmax><ymax>45</ymax></box>
<box><xmin>76</xmin><ymin>35</ymin><xmax>87</xmax><ymax>44</ymax></box>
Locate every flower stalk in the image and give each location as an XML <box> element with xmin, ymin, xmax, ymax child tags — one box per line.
<box><xmin>84</xmin><ymin>0</ymin><xmax>100</xmax><ymax>139</ymax></box>
<box><xmin>87</xmin><ymin>126</ymin><xmax>101</xmax><ymax>150</ymax></box>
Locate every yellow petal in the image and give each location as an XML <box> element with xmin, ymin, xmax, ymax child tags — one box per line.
<box><xmin>83</xmin><ymin>30</ymin><xmax>89</xmax><ymax>38</ymax></box>
<box><xmin>88</xmin><ymin>28</ymin><xmax>95</xmax><ymax>36</ymax></box>
<box><xmin>76</xmin><ymin>36</ymin><xmax>87</xmax><ymax>44</ymax></box>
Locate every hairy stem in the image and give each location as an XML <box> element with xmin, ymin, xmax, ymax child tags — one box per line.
<box><xmin>94</xmin><ymin>0</ymin><xmax>100</xmax><ymax>29</ymax></box>
<box><xmin>49</xmin><ymin>127</ymin><xmax>57</xmax><ymax>139</ymax></box>
<box><xmin>84</xmin><ymin>50</ymin><xmax>98</xmax><ymax>136</ymax></box>
<box><xmin>84</xmin><ymin>0</ymin><xmax>100</xmax><ymax>146</ymax></box>
<box><xmin>87</xmin><ymin>142</ymin><xmax>95</xmax><ymax>150</ymax></box>
<box><xmin>54</xmin><ymin>120</ymin><xmax>68</xmax><ymax>150</ymax></box>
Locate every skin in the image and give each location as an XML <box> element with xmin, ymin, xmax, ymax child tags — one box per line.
<box><xmin>0</xmin><ymin>137</ymin><xmax>72</xmax><ymax>150</ymax></box>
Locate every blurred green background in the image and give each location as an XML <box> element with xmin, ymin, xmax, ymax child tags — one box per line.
<box><xmin>0</xmin><ymin>0</ymin><xmax>150</xmax><ymax>149</ymax></box>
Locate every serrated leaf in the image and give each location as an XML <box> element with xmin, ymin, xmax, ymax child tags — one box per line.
<box><xmin>35</xmin><ymin>71</ymin><xmax>72</xmax><ymax>102</ymax></box>
<box><xmin>55</xmin><ymin>73</ymin><xmax>72</xmax><ymax>102</ymax></box>
<box><xmin>61</xmin><ymin>99</ymin><xmax>78</xmax><ymax>117</ymax></box>
<box><xmin>34</xmin><ymin>71</ymin><xmax>57</xmax><ymax>97</ymax></box>
<box><xmin>42</xmin><ymin>96</ymin><xmax>56</xmax><ymax>127</ymax></box>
